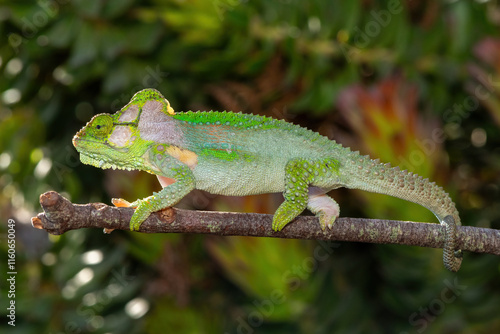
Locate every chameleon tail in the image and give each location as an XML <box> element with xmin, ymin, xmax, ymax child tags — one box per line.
<box><xmin>340</xmin><ymin>151</ymin><xmax>463</xmax><ymax>272</ymax></box>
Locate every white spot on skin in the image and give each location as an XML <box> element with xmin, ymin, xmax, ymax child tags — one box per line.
<box><xmin>109</xmin><ymin>126</ymin><xmax>133</xmax><ymax>147</ymax></box>
<box><xmin>118</xmin><ymin>104</ymin><xmax>140</xmax><ymax>122</ymax></box>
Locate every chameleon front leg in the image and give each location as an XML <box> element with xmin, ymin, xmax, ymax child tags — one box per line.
<box><xmin>272</xmin><ymin>158</ymin><xmax>340</xmax><ymax>231</ymax></box>
<box><xmin>115</xmin><ymin>148</ymin><xmax>196</xmax><ymax>231</ymax></box>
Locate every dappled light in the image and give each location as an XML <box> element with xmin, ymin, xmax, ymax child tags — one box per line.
<box><xmin>1</xmin><ymin>1</ymin><xmax>499</xmax><ymax>333</ymax></box>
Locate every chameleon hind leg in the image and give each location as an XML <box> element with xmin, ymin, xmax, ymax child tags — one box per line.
<box><xmin>272</xmin><ymin>158</ymin><xmax>340</xmax><ymax>231</ymax></box>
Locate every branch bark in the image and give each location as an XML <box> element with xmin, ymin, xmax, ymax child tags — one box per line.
<box><xmin>32</xmin><ymin>191</ymin><xmax>500</xmax><ymax>256</ymax></box>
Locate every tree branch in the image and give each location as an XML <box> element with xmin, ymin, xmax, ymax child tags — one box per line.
<box><xmin>32</xmin><ymin>191</ymin><xmax>500</xmax><ymax>256</ymax></box>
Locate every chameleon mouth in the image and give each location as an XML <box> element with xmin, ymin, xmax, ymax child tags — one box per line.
<box><xmin>79</xmin><ymin>152</ymin><xmax>136</xmax><ymax>171</ymax></box>
<box><xmin>73</xmin><ymin>135</ymin><xmax>137</xmax><ymax>171</ymax></box>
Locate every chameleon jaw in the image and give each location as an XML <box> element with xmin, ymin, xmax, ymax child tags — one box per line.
<box><xmin>79</xmin><ymin>153</ymin><xmax>136</xmax><ymax>171</ymax></box>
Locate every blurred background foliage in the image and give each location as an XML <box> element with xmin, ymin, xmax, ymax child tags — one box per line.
<box><xmin>1</xmin><ymin>0</ymin><xmax>500</xmax><ymax>333</ymax></box>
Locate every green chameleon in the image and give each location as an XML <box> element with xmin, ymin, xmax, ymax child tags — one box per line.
<box><xmin>73</xmin><ymin>88</ymin><xmax>463</xmax><ymax>271</ymax></box>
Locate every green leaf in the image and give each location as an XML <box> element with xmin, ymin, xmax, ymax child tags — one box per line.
<box><xmin>71</xmin><ymin>0</ymin><xmax>102</xmax><ymax>18</ymax></box>
<box><xmin>123</xmin><ymin>22</ymin><xmax>163</xmax><ymax>53</ymax></box>
<box><xmin>100</xmin><ymin>26</ymin><xmax>127</xmax><ymax>60</ymax></box>
<box><xmin>68</xmin><ymin>22</ymin><xmax>99</xmax><ymax>67</ymax></box>
<box><xmin>102</xmin><ymin>0</ymin><xmax>135</xmax><ymax>19</ymax></box>
<box><xmin>46</xmin><ymin>15</ymin><xmax>81</xmax><ymax>48</ymax></box>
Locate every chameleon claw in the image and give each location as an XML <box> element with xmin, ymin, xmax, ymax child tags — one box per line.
<box><xmin>271</xmin><ymin>216</ymin><xmax>287</xmax><ymax>232</ymax></box>
<box><xmin>272</xmin><ymin>201</ymin><xmax>304</xmax><ymax>231</ymax></box>
<box><xmin>319</xmin><ymin>213</ymin><xmax>337</xmax><ymax>230</ymax></box>
<box><xmin>307</xmin><ymin>191</ymin><xmax>340</xmax><ymax>230</ymax></box>
<box><xmin>111</xmin><ymin>198</ymin><xmax>144</xmax><ymax>231</ymax></box>
<box><xmin>129</xmin><ymin>220</ymin><xmax>142</xmax><ymax>232</ymax></box>
<box><xmin>128</xmin><ymin>200</ymin><xmax>155</xmax><ymax>231</ymax></box>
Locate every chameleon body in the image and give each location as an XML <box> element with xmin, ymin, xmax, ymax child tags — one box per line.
<box><xmin>73</xmin><ymin>89</ymin><xmax>463</xmax><ymax>271</ymax></box>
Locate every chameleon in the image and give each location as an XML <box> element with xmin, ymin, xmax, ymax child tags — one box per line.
<box><xmin>72</xmin><ymin>88</ymin><xmax>463</xmax><ymax>272</ymax></box>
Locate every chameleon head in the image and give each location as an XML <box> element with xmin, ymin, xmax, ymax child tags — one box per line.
<box><xmin>72</xmin><ymin>88</ymin><xmax>175</xmax><ymax>171</ymax></box>
<box><xmin>72</xmin><ymin>113</ymin><xmax>144</xmax><ymax>171</ymax></box>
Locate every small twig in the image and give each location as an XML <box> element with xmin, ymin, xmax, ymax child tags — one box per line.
<box><xmin>31</xmin><ymin>191</ymin><xmax>500</xmax><ymax>256</ymax></box>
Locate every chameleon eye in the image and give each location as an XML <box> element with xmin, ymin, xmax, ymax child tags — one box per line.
<box><xmin>90</xmin><ymin>114</ymin><xmax>113</xmax><ymax>137</ymax></box>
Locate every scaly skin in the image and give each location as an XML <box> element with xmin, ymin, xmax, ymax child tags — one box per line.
<box><xmin>72</xmin><ymin>88</ymin><xmax>463</xmax><ymax>272</ymax></box>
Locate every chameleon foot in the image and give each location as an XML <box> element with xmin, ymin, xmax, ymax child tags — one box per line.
<box><xmin>107</xmin><ymin>198</ymin><xmax>137</xmax><ymax>233</ymax></box>
<box><xmin>272</xmin><ymin>200</ymin><xmax>307</xmax><ymax>231</ymax></box>
<box><xmin>112</xmin><ymin>198</ymin><xmax>149</xmax><ymax>230</ymax></box>
<box><xmin>128</xmin><ymin>199</ymin><xmax>155</xmax><ymax>231</ymax></box>
<box><xmin>307</xmin><ymin>191</ymin><xmax>340</xmax><ymax>230</ymax></box>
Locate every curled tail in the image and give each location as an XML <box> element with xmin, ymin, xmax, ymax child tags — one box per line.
<box><xmin>339</xmin><ymin>150</ymin><xmax>463</xmax><ymax>272</ymax></box>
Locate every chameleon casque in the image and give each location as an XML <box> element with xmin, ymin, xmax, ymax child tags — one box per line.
<box><xmin>73</xmin><ymin>88</ymin><xmax>463</xmax><ymax>271</ymax></box>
